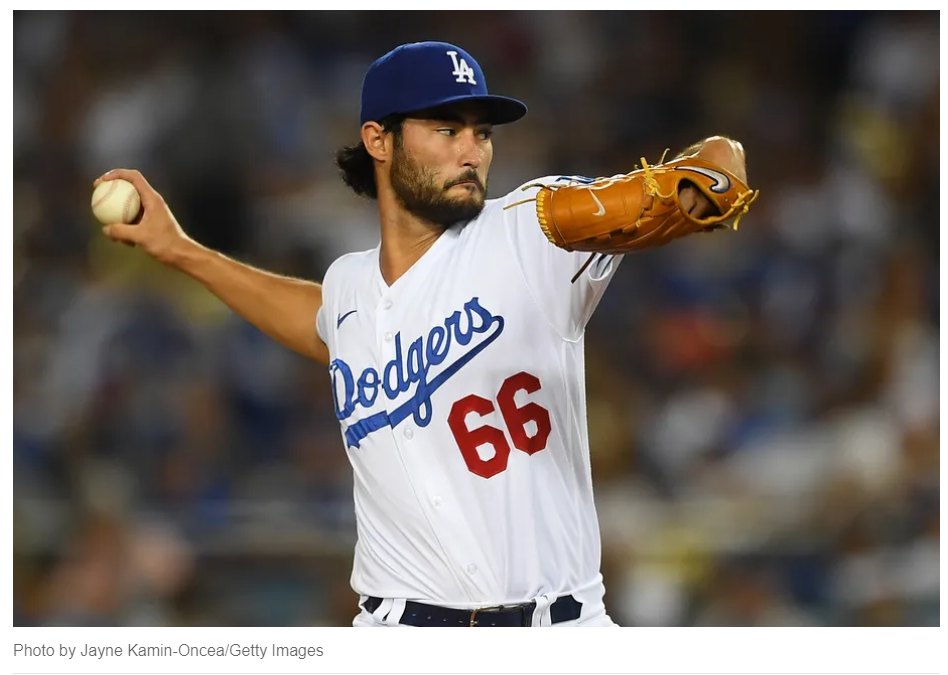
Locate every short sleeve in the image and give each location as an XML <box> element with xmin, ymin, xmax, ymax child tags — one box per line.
<box><xmin>501</xmin><ymin>176</ymin><xmax>623</xmax><ymax>341</ymax></box>
<box><xmin>316</xmin><ymin>306</ymin><xmax>329</xmax><ymax>343</ymax></box>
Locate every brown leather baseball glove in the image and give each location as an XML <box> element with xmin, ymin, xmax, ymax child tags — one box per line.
<box><xmin>516</xmin><ymin>156</ymin><xmax>759</xmax><ymax>254</ymax></box>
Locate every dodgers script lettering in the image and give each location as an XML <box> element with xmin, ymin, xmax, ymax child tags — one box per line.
<box><xmin>329</xmin><ymin>296</ymin><xmax>505</xmax><ymax>448</ymax></box>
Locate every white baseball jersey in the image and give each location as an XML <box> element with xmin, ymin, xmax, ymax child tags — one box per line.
<box><xmin>316</xmin><ymin>176</ymin><xmax>622</xmax><ymax>616</ymax></box>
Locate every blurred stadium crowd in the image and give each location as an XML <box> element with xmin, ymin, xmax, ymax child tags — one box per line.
<box><xmin>13</xmin><ymin>11</ymin><xmax>939</xmax><ymax>626</ymax></box>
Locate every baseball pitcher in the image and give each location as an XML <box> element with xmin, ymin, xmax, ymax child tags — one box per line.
<box><xmin>97</xmin><ymin>41</ymin><xmax>756</xmax><ymax>627</ymax></box>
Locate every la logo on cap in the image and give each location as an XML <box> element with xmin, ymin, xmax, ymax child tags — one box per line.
<box><xmin>447</xmin><ymin>50</ymin><xmax>476</xmax><ymax>85</ymax></box>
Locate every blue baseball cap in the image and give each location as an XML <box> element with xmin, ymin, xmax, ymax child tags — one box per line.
<box><xmin>359</xmin><ymin>41</ymin><xmax>527</xmax><ymax>126</ymax></box>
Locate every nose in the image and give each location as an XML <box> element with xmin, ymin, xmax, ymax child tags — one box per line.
<box><xmin>457</xmin><ymin>129</ymin><xmax>481</xmax><ymax>169</ymax></box>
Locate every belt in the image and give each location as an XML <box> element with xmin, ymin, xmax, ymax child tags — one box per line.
<box><xmin>362</xmin><ymin>594</ymin><xmax>583</xmax><ymax>627</ymax></box>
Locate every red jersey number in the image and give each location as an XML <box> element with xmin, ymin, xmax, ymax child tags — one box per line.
<box><xmin>447</xmin><ymin>371</ymin><xmax>552</xmax><ymax>479</ymax></box>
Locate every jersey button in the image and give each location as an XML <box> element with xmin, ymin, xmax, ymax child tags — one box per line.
<box><xmin>432</xmin><ymin>496</ymin><xmax>443</xmax><ymax>508</ymax></box>
<box><xmin>403</xmin><ymin>427</ymin><xmax>414</xmax><ymax>439</ymax></box>
<box><xmin>384</xmin><ymin>332</ymin><xmax>393</xmax><ymax>342</ymax></box>
<box><xmin>382</xmin><ymin>299</ymin><xmax>393</xmax><ymax>310</ymax></box>
<box><xmin>466</xmin><ymin>564</ymin><xmax>477</xmax><ymax>575</ymax></box>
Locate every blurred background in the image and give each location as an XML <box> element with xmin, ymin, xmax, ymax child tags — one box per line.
<box><xmin>13</xmin><ymin>11</ymin><xmax>939</xmax><ymax>627</ymax></box>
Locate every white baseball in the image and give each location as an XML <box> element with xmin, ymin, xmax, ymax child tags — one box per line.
<box><xmin>91</xmin><ymin>178</ymin><xmax>141</xmax><ymax>225</ymax></box>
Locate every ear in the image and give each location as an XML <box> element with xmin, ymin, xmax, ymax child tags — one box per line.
<box><xmin>361</xmin><ymin>122</ymin><xmax>392</xmax><ymax>163</ymax></box>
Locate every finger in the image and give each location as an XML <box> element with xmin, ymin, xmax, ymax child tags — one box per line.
<box><xmin>679</xmin><ymin>185</ymin><xmax>697</xmax><ymax>213</ymax></box>
<box><xmin>102</xmin><ymin>222</ymin><xmax>142</xmax><ymax>244</ymax></box>
<box><xmin>691</xmin><ymin>194</ymin><xmax>714</xmax><ymax>220</ymax></box>
<box><xmin>94</xmin><ymin>169</ymin><xmax>161</xmax><ymax>209</ymax></box>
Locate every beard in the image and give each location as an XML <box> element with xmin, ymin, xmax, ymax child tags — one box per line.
<box><xmin>389</xmin><ymin>142</ymin><xmax>487</xmax><ymax>229</ymax></box>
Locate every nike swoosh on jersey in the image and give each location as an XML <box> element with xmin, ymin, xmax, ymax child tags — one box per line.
<box><xmin>337</xmin><ymin>310</ymin><xmax>358</xmax><ymax>328</ymax></box>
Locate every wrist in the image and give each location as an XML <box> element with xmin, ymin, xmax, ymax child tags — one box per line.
<box><xmin>163</xmin><ymin>235</ymin><xmax>207</xmax><ymax>271</ymax></box>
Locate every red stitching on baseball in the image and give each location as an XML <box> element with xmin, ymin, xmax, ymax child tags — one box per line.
<box><xmin>91</xmin><ymin>181</ymin><xmax>118</xmax><ymax>210</ymax></box>
<box><xmin>122</xmin><ymin>188</ymin><xmax>136</xmax><ymax>223</ymax></box>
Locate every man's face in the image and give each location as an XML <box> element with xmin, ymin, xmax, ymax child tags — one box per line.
<box><xmin>389</xmin><ymin>103</ymin><xmax>494</xmax><ymax>228</ymax></box>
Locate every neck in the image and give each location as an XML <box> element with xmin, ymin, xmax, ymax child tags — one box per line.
<box><xmin>377</xmin><ymin>193</ymin><xmax>446</xmax><ymax>287</ymax></box>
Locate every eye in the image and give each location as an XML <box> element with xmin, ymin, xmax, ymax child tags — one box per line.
<box><xmin>477</xmin><ymin>129</ymin><xmax>494</xmax><ymax>141</ymax></box>
<box><xmin>437</xmin><ymin>128</ymin><xmax>456</xmax><ymax>137</ymax></box>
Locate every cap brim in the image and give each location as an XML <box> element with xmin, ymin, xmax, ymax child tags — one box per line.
<box><xmin>402</xmin><ymin>94</ymin><xmax>528</xmax><ymax>126</ymax></box>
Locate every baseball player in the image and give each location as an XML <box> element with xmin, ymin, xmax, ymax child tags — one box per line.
<box><xmin>97</xmin><ymin>41</ymin><xmax>756</xmax><ymax>627</ymax></box>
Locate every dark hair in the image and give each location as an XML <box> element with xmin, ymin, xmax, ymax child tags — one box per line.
<box><xmin>334</xmin><ymin>114</ymin><xmax>405</xmax><ymax>199</ymax></box>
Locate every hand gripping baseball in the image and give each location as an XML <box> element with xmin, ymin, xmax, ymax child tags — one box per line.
<box><xmin>95</xmin><ymin>169</ymin><xmax>193</xmax><ymax>266</ymax></box>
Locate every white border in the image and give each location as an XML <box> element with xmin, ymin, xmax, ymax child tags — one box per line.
<box><xmin>5</xmin><ymin>627</ymin><xmax>944</xmax><ymax>673</ymax></box>
<box><xmin>6</xmin><ymin>8</ymin><xmax>945</xmax><ymax>675</ymax></box>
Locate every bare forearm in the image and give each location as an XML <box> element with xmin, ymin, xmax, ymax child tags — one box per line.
<box><xmin>92</xmin><ymin>168</ymin><xmax>329</xmax><ymax>364</ymax></box>
<box><xmin>172</xmin><ymin>240</ymin><xmax>329</xmax><ymax>363</ymax></box>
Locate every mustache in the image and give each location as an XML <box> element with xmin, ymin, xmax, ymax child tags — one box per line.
<box><xmin>445</xmin><ymin>171</ymin><xmax>485</xmax><ymax>192</ymax></box>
